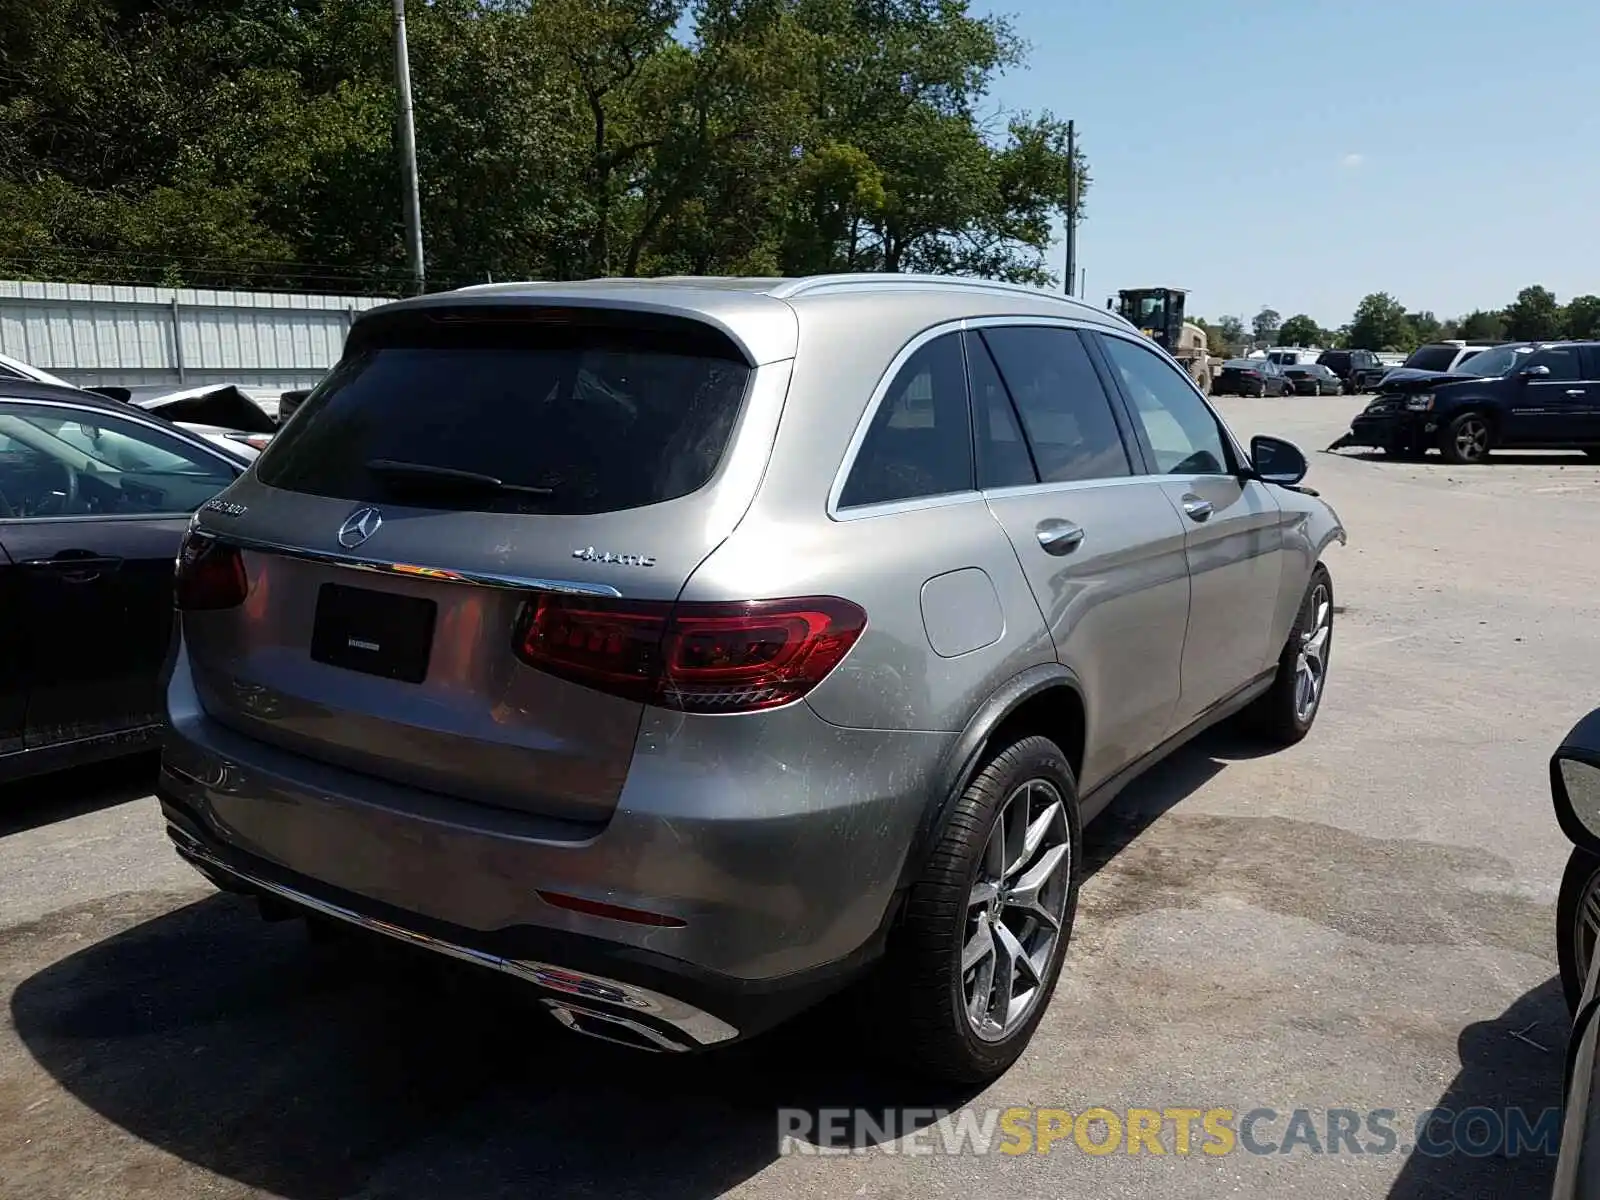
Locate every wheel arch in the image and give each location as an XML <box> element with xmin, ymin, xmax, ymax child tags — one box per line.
<box><xmin>896</xmin><ymin>664</ymin><xmax>1088</xmax><ymax>895</ymax></box>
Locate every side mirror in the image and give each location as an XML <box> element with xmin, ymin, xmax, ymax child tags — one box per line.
<box><xmin>1553</xmin><ymin>708</ymin><xmax>1600</xmax><ymax>851</ymax></box>
<box><xmin>1523</xmin><ymin>364</ymin><xmax>1551</xmax><ymax>378</ymax></box>
<box><xmin>1250</xmin><ymin>435</ymin><xmax>1308</xmax><ymax>486</ymax></box>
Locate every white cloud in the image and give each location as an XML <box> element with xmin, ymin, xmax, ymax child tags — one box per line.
<box><xmin>1340</xmin><ymin>153</ymin><xmax>1364</xmax><ymax>168</ymax></box>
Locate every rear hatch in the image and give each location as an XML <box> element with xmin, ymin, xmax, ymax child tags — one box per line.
<box><xmin>180</xmin><ymin>304</ymin><xmax>770</xmax><ymax>823</ymax></box>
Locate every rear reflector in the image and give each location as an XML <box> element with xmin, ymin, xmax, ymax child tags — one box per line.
<box><xmin>535</xmin><ymin>890</ymin><xmax>687</xmax><ymax>928</ymax></box>
<box><xmin>175</xmin><ymin>531</ymin><xmax>248</xmax><ymax>610</ymax></box>
<box><xmin>514</xmin><ymin>595</ymin><xmax>867</xmax><ymax>714</ymax></box>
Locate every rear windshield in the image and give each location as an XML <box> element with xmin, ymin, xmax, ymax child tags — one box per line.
<box><xmin>255</xmin><ymin>310</ymin><xmax>753</xmax><ymax>515</ymax></box>
<box><xmin>1402</xmin><ymin>345</ymin><xmax>1462</xmax><ymax>372</ymax></box>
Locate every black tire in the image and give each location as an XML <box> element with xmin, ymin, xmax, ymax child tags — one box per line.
<box><xmin>1584</xmin><ymin>448</ymin><xmax>1600</xmax><ymax>461</ymax></box>
<box><xmin>1440</xmin><ymin>411</ymin><xmax>1492</xmax><ymax>464</ymax></box>
<box><xmin>1242</xmin><ymin>563</ymin><xmax>1333</xmax><ymax>746</ymax></box>
<box><xmin>1558</xmin><ymin>848</ymin><xmax>1600</xmax><ymax>1013</ymax></box>
<box><xmin>875</xmin><ymin>735</ymin><xmax>1082</xmax><ymax>1083</ymax></box>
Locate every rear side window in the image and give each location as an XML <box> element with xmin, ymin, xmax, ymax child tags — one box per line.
<box><xmin>254</xmin><ymin>311</ymin><xmax>753</xmax><ymax>516</ymax></box>
<box><xmin>838</xmin><ymin>332</ymin><xmax>973</xmax><ymax>509</ymax></box>
<box><xmin>980</xmin><ymin>327</ymin><xmax>1131</xmax><ymax>484</ymax></box>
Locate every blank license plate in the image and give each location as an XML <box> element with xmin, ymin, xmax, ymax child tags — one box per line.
<box><xmin>310</xmin><ymin>583</ymin><xmax>437</xmax><ymax>684</ymax></box>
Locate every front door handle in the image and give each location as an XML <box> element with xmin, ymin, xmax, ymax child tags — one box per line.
<box><xmin>1180</xmin><ymin>495</ymin><xmax>1214</xmax><ymax>522</ymax></box>
<box><xmin>1566</xmin><ymin>389</ymin><xmax>1586</xmax><ymax>397</ymax></box>
<box><xmin>1035</xmin><ymin>519</ymin><xmax>1086</xmax><ymax>556</ymax></box>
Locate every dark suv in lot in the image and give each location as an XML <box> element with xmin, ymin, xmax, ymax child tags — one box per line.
<box><xmin>1316</xmin><ymin>349</ymin><xmax>1388</xmax><ymax>394</ymax></box>
<box><xmin>1333</xmin><ymin>341</ymin><xmax>1600</xmax><ymax>464</ymax></box>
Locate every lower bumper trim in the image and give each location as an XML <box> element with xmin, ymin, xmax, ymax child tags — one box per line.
<box><xmin>166</xmin><ymin>824</ymin><xmax>739</xmax><ymax>1047</ymax></box>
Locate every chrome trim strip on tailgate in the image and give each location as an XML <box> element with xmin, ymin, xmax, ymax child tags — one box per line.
<box><xmin>212</xmin><ymin>532</ymin><xmax>624</xmax><ymax>598</ymax></box>
<box><xmin>166</xmin><ymin>824</ymin><xmax>737</xmax><ymax>1046</ymax></box>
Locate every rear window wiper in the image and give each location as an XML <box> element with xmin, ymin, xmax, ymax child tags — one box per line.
<box><xmin>364</xmin><ymin>458</ymin><xmax>555</xmax><ymax>497</ymax></box>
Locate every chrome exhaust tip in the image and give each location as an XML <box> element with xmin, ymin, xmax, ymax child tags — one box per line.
<box><xmin>542</xmin><ymin>1000</ymin><xmax>693</xmax><ymax>1053</ymax></box>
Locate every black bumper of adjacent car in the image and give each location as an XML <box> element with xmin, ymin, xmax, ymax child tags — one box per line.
<box><xmin>1334</xmin><ymin>406</ymin><xmax>1437</xmax><ymax>450</ymax></box>
<box><xmin>157</xmin><ymin>779</ymin><xmax>887</xmax><ymax>1050</ymax></box>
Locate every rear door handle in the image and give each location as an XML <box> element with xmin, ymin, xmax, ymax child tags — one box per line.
<box><xmin>1180</xmin><ymin>495</ymin><xmax>1213</xmax><ymax>522</ymax></box>
<box><xmin>1567</xmin><ymin>389</ymin><xmax>1587</xmax><ymax>396</ymax></box>
<box><xmin>1035</xmin><ymin>519</ymin><xmax>1086</xmax><ymax>556</ymax></box>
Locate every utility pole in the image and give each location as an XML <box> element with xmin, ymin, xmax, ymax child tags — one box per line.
<box><xmin>393</xmin><ymin>0</ymin><xmax>425</xmax><ymax>295</ymax></box>
<box><xmin>1063</xmin><ymin>119</ymin><xmax>1078</xmax><ymax>297</ymax></box>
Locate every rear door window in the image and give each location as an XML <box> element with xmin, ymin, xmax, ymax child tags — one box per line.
<box><xmin>254</xmin><ymin>311</ymin><xmax>754</xmax><ymax>516</ymax></box>
<box><xmin>980</xmin><ymin>327</ymin><xmax>1132</xmax><ymax>484</ymax></box>
<box><xmin>839</xmin><ymin>332</ymin><xmax>973</xmax><ymax>508</ymax></box>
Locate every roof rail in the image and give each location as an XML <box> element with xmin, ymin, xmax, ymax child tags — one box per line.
<box><xmin>767</xmin><ymin>273</ymin><xmax>1109</xmax><ymax>314</ymax></box>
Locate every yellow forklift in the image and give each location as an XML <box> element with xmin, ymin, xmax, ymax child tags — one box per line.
<box><xmin>1110</xmin><ymin>287</ymin><xmax>1214</xmax><ymax>393</ymax></box>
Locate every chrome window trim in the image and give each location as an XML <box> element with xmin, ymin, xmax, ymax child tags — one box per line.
<box><xmin>207</xmin><ymin>531</ymin><xmax>624</xmax><ymax>598</ymax></box>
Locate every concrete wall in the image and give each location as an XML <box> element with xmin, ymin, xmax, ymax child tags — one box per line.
<box><xmin>0</xmin><ymin>280</ymin><xmax>391</xmax><ymax>392</ymax></box>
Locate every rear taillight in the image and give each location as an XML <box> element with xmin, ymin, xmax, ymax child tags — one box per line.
<box><xmin>514</xmin><ymin>595</ymin><xmax>867</xmax><ymax>713</ymax></box>
<box><xmin>175</xmin><ymin>531</ymin><xmax>248</xmax><ymax>610</ymax></box>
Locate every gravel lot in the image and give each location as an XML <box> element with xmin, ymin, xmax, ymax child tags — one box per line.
<box><xmin>5</xmin><ymin>391</ymin><xmax>1599</xmax><ymax>1199</ymax></box>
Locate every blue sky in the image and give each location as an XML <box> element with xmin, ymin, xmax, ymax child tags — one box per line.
<box><xmin>977</xmin><ymin>0</ymin><xmax>1600</xmax><ymax>329</ymax></box>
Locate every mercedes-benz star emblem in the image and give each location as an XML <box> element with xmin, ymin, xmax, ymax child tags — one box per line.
<box><xmin>337</xmin><ymin>506</ymin><xmax>383</xmax><ymax>548</ymax></box>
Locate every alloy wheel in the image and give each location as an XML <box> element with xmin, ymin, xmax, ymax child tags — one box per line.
<box><xmin>1454</xmin><ymin>418</ymin><xmax>1489</xmax><ymax>462</ymax></box>
<box><xmin>1294</xmin><ymin>583</ymin><xmax>1332</xmax><ymax>723</ymax></box>
<box><xmin>1574</xmin><ymin>866</ymin><xmax>1600</xmax><ymax>993</ymax></box>
<box><xmin>962</xmin><ymin>779</ymin><xmax>1071</xmax><ymax>1042</ymax></box>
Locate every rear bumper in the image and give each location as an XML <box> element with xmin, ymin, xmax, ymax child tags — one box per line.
<box><xmin>161</xmin><ymin>647</ymin><xmax>955</xmax><ymax>1043</ymax></box>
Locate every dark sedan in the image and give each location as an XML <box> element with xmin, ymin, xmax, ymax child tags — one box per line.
<box><xmin>1329</xmin><ymin>340</ymin><xmax>1600</xmax><ymax>464</ymax></box>
<box><xmin>0</xmin><ymin>381</ymin><xmax>249</xmax><ymax>782</ymax></box>
<box><xmin>1212</xmin><ymin>358</ymin><xmax>1294</xmax><ymax>397</ymax></box>
<box><xmin>1283</xmin><ymin>364</ymin><xmax>1344</xmax><ymax>396</ymax></box>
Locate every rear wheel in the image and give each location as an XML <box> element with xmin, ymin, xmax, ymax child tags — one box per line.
<box><xmin>875</xmin><ymin>735</ymin><xmax>1081</xmax><ymax>1083</ymax></box>
<box><xmin>1243</xmin><ymin>564</ymin><xmax>1332</xmax><ymax>746</ymax></box>
<box><xmin>1440</xmin><ymin>412</ymin><xmax>1492</xmax><ymax>464</ymax></box>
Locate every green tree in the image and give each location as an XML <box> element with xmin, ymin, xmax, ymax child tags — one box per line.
<box><xmin>1406</xmin><ymin>310</ymin><xmax>1443</xmax><ymax>345</ymax></box>
<box><xmin>1276</xmin><ymin>313</ymin><xmax>1322</xmax><ymax>347</ymax></box>
<box><xmin>1212</xmin><ymin>315</ymin><xmax>1246</xmax><ymax>354</ymax></box>
<box><xmin>1563</xmin><ymin>295</ymin><xmax>1600</xmax><ymax>340</ymax></box>
<box><xmin>1252</xmin><ymin>307</ymin><xmax>1281</xmax><ymax>344</ymax></box>
<box><xmin>0</xmin><ymin>0</ymin><xmax>1089</xmax><ymax>291</ymax></box>
<box><xmin>1347</xmin><ymin>292</ymin><xmax>1413</xmax><ymax>351</ymax></box>
<box><xmin>1502</xmin><ymin>285</ymin><xmax>1563</xmax><ymax>341</ymax></box>
<box><xmin>1457</xmin><ymin>309</ymin><xmax>1506</xmax><ymax>341</ymax></box>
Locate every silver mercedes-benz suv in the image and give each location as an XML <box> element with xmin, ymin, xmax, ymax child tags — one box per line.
<box><xmin>160</xmin><ymin>274</ymin><xmax>1345</xmax><ymax>1082</ymax></box>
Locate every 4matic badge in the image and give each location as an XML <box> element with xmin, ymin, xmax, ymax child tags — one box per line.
<box><xmin>571</xmin><ymin>546</ymin><xmax>656</xmax><ymax>567</ymax></box>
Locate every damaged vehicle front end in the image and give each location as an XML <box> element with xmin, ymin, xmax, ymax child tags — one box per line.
<box><xmin>1327</xmin><ymin>368</ymin><xmax>1472</xmax><ymax>459</ymax></box>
